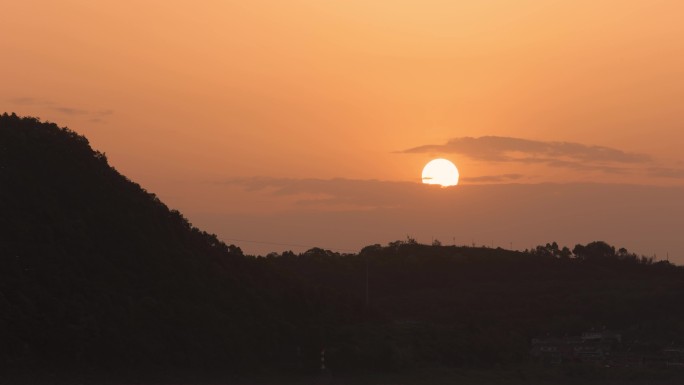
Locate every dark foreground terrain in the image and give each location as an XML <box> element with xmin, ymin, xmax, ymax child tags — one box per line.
<box><xmin>2</xmin><ymin>113</ymin><xmax>684</xmax><ymax>383</ymax></box>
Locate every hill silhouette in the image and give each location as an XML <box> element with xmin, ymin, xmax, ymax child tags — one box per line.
<box><xmin>0</xmin><ymin>113</ymin><xmax>341</xmax><ymax>382</ymax></box>
<box><xmin>2</xmin><ymin>113</ymin><xmax>684</xmax><ymax>383</ymax></box>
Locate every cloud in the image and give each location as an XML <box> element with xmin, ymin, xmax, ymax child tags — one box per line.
<box><xmin>53</xmin><ymin>107</ymin><xmax>89</xmax><ymax>115</ymax></box>
<box><xmin>541</xmin><ymin>159</ymin><xmax>629</xmax><ymax>174</ymax></box>
<box><xmin>224</xmin><ymin>177</ymin><xmax>423</xmax><ymax>209</ymax></box>
<box><xmin>7</xmin><ymin>96</ymin><xmax>54</xmax><ymax>106</ymax></box>
<box><xmin>401</xmin><ymin>136</ymin><xmax>650</xmax><ymax>173</ymax></box>
<box><xmin>460</xmin><ymin>174</ymin><xmax>524</xmax><ymax>183</ymax></box>
<box><xmin>648</xmin><ymin>167</ymin><xmax>684</xmax><ymax>179</ymax></box>
<box><xmin>87</xmin><ymin>109</ymin><xmax>115</xmax><ymax>123</ymax></box>
<box><xmin>6</xmin><ymin>97</ymin><xmax>113</xmax><ymax>123</ymax></box>
<box><xmin>226</xmin><ymin>176</ymin><xmax>543</xmax><ymax>209</ymax></box>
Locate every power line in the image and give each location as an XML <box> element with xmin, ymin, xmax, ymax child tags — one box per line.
<box><xmin>222</xmin><ymin>238</ymin><xmax>357</xmax><ymax>253</ymax></box>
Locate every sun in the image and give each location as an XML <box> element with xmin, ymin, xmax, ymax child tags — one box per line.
<box><xmin>422</xmin><ymin>158</ymin><xmax>459</xmax><ymax>187</ymax></box>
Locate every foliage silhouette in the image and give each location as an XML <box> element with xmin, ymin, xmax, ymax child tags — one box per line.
<box><xmin>0</xmin><ymin>113</ymin><xmax>340</xmax><ymax>382</ymax></box>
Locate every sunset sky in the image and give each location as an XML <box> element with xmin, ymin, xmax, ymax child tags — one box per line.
<box><xmin>3</xmin><ymin>1</ymin><xmax>684</xmax><ymax>259</ymax></box>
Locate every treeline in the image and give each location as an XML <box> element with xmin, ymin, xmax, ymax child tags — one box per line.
<box><xmin>259</xmin><ymin>240</ymin><xmax>683</xmax><ymax>372</ymax></box>
<box><xmin>530</xmin><ymin>240</ymin><xmax>657</xmax><ymax>264</ymax></box>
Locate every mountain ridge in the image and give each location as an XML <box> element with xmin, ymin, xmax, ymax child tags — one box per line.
<box><xmin>0</xmin><ymin>113</ymin><xmax>331</xmax><ymax>381</ymax></box>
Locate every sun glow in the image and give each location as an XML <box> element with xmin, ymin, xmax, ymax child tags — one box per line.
<box><xmin>422</xmin><ymin>159</ymin><xmax>459</xmax><ymax>187</ymax></box>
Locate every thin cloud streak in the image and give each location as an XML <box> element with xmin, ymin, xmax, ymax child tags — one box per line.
<box><xmin>6</xmin><ymin>97</ymin><xmax>52</xmax><ymax>105</ymax></box>
<box><xmin>53</xmin><ymin>107</ymin><xmax>89</xmax><ymax>115</ymax></box>
<box><xmin>461</xmin><ymin>174</ymin><xmax>524</xmax><ymax>183</ymax></box>
<box><xmin>649</xmin><ymin>167</ymin><xmax>684</xmax><ymax>179</ymax></box>
<box><xmin>223</xmin><ymin>177</ymin><xmax>423</xmax><ymax>209</ymax></box>
<box><xmin>6</xmin><ymin>97</ymin><xmax>113</xmax><ymax>123</ymax></box>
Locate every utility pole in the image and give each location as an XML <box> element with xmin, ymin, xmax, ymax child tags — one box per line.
<box><xmin>365</xmin><ymin>255</ymin><xmax>369</xmax><ymax>307</ymax></box>
<box><xmin>320</xmin><ymin>348</ymin><xmax>326</xmax><ymax>371</ymax></box>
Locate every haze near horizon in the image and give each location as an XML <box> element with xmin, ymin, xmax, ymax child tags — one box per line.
<box><xmin>2</xmin><ymin>1</ymin><xmax>683</xmax><ymax>259</ymax></box>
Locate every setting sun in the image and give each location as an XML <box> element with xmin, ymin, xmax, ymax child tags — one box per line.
<box><xmin>422</xmin><ymin>158</ymin><xmax>459</xmax><ymax>187</ymax></box>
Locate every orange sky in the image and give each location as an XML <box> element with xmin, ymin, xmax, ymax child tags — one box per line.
<box><xmin>3</xmin><ymin>1</ymin><xmax>684</xmax><ymax>257</ymax></box>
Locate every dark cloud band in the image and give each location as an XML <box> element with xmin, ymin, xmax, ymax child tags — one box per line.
<box><xmin>401</xmin><ymin>136</ymin><xmax>684</xmax><ymax>179</ymax></box>
<box><xmin>401</xmin><ymin>136</ymin><xmax>651</xmax><ymax>170</ymax></box>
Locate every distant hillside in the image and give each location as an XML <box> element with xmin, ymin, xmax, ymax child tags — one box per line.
<box><xmin>263</xmin><ymin>241</ymin><xmax>684</xmax><ymax>372</ymax></box>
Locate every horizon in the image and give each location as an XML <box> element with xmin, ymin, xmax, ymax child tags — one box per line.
<box><xmin>2</xmin><ymin>1</ymin><xmax>683</xmax><ymax>260</ymax></box>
